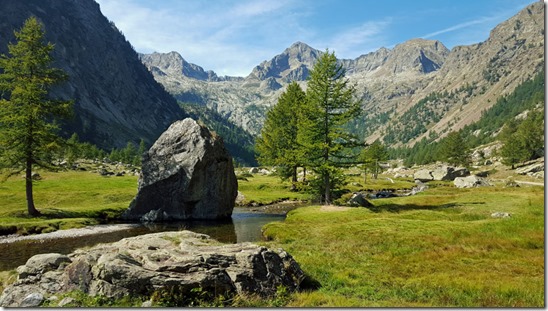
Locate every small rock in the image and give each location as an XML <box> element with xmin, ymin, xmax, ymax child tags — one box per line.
<box><xmin>348</xmin><ymin>193</ymin><xmax>373</xmax><ymax>207</ymax></box>
<box><xmin>491</xmin><ymin>212</ymin><xmax>511</xmax><ymax>218</ymax></box>
<box><xmin>58</xmin><ymin>297</ymin><xmax>77</xmax><ymax>307</ymax></box>
<box><xmin>20</xmin><ymin>293</ymin><xmax>44</xmax><ymax>307</ymax></box>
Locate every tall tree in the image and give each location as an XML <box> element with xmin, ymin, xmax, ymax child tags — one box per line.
<box><xmin>438</xmin><ymin>131</ymin><xmax>470</xmax><ymax>167</ymax></box>
<box><xmin>360</xmin><ymin>139</ymin><xmax>389</xmax><ymax>180</ymax></box>
<box><xmin>298</xmin><ymin>50</ymin><xmax>360</xmax><ymax>204</ymax></box>
<box><xmin>0</xmin><ymin>17</ymin><xmax>73</xmax><ymax>216</ymax></box>
<box><xmin>256</xmin><ymin>82</ymin><xmax>306</xmax><ymax>188</ymax></box>
<box><xmin>500</xmin><ymin>112</ymin><xmax>544</xmax><ymax>168</ymax></box>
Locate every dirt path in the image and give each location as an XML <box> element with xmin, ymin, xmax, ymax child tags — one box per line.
<box><xmin>515</xmin><ymin>180</ymin><xmax>544</xmax><ymax>186</ymax></box>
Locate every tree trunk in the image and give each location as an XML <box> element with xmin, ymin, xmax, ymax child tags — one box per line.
<box><xmin>25</xmin><ymin>159</ymin><xmax>40</xmax><ymax>216</ymax></box>
<box><xmin>324</xmin><ymin>173</ymin><xmax>331</xmax><ymax>205</ymax></box>
<box><xmin>290</xmin><ymin>165</ymin><xmax>298</xmax><ymax>191</ymax></box>
<box><xmin>302</xmin><ymin>167</ymin><xmax>307</xmax><ymax>182</ymax></box>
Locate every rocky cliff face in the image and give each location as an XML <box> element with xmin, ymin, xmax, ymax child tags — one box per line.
<box><xmin>0</xmin><ymin>0</ymin><xmax>186</xmax><ymax>148</ymax></box>
<box><xmin>141</xmin><ymin>2</ymin><xmax>543</xmax><ymax>145</ymax></box>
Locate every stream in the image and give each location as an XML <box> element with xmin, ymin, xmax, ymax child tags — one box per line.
<box><xmin>0</xmin><ymin>207</ymin><xmax>285</xmax><ymax>271</ymax></box>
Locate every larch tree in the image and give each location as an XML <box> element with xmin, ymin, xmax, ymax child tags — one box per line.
<box><xmin>360</xmin><ymin>139</ymin><xmax>389</xmax><ymax>181</ymax></box>
<box><xmin>256</xmin><ymin>82</ymin><xmax>306</xmax><ymax>189</ymax></box>
<box><xmin>298</xmin><ymin>50</ymin><xmax>360</xmax><ymax>204</ymax></box>
<box><xmin>0</xmin><ymin>17</ymin><xmax>73</xmax><ymax>216</ymax></box>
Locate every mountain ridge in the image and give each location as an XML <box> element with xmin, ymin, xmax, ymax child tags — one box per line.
<box><xmin>140</xmin><ymin>1</ymin><xmax>543</xmax><ymax>146</ymax></box>
<box><xmin>0</xmin><ymin>0</ymin><xmax>186</xmax><ymax>149</ymax></box>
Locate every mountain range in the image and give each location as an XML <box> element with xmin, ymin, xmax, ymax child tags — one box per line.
<box><xmin>140</xmin><ymin>1</ymin><xmax>544</xmax><ymax>147</ymax></box>
<box><xmin>0</xmin><ymin>0</ymin><xmax>543</xmax><ymax>165</ymax></box>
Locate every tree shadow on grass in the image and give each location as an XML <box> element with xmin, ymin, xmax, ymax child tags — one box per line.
<box><xmin>367</xmin><ymin>202</ymin><xmax>461</xmax><ymax>213</ymax></box>
<box><xmin>8</xmin><ymin>208</ymin><xmax>123</xmax><ymax>222</ymax></box>
<box><xmin>299</xmin><ymin>273</ymin><xmax>322</xmax><ymax>292</ymax></box>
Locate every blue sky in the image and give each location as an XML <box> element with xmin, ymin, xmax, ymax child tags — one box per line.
<box><xmin>95</xmin><ymin>0</ymin><xmax>538</xmax><ymax>77</ymax></box>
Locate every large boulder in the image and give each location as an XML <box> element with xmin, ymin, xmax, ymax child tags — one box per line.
<box><xmin>414</xmin><ymin>165</ymin><xmax>470</xmax><ymax>182</ymax></box>
<box><xmin>122</xmin><ymin>118</ymin><xmax>238</xmax><ymax>221</ymax></box>
<box><xmin>413</xmin><ymin>169</ymin><xmax>434</xmax><ymax>182</ymax></box>
<box><xmin>454</xmin><ymin>175</ymin><xmax>491</xmax><ymax>188</ymax></box>
<box><xmin>431</xmin><ymin>165</ymin><xmax>469</xmax><ymax>181</ymax></box>
<box><xmin>0</xmin><ymin>231</ymin><xmax>305</xmax><ymax>307</ymax></box>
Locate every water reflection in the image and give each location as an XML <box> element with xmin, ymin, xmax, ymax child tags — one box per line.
<box><xmin>0</xmin><ymin>208</ymin><xmax>284</xmax><ymax>271</ymax></box>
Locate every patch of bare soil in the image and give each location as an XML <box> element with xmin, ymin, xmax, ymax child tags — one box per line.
<box><xmin>319</xmin><ymin>205</ymin><xmax>350</xmax><ymax>212</ymax></box>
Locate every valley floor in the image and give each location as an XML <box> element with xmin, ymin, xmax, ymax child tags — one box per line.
<box><xmin>262</xmin><ymin>183</ymin><xmax>544</xmax><ymax>307</ymax></box>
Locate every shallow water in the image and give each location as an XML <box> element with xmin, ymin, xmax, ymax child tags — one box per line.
<box><xmin>0</xmin><ymin>208</ymin><xmax>284</xmax><ymax>271</ymax></box>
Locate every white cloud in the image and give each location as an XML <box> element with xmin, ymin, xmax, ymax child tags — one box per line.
<box><xmin>421</xmin><ymin>16</ymin><xmax>497</xmax><ymax>40</ymax></box>
<box><xmin>95</xmin><ymin>0</ymin><xmax>313</xmax><ymax>76</ymax></box>
<box><xmin>325</xmin><ymin>18</ymin><xmax>392</xmax><ymax>58</ymax></box>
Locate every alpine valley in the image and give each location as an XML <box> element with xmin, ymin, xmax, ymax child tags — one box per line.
<box><xmin>140</xmin><ymin>1</ymin><xmax>544</xmax><ymax>150</ymax></box>
<box><xmin>0</xmin><ymin>0</ymin><xmax>544</xmax><ymax>165</ymax></box>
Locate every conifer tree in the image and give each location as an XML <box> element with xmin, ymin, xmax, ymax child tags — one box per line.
<box><xmin>438</xmin><ymin>131</ymin><xmax>470</xmax><ymax>167</ymax></box>
<box><xmin>298</xmin><ymin>50</ymin><xmax>360</xmax><ymax>204</ymax></box>
<box><xmin>0</xmin><ymin>17</ymin><xmax>73</xmax><ymax>216</ymax></box>
<box><xmin>256</xmin><ymin>82</ymin><xmax>306</xmax><ymax>188</ymax></box>
<box><xmin>360</xmin><ymin>139</ymin><xmax>388</xmax><ymax>180</ymax></box>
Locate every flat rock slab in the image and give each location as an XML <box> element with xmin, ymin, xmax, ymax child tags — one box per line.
<box><xmin>0</xmin><ymin>231</ymin><xmax>304</xmax><ymax>307</ymax></box>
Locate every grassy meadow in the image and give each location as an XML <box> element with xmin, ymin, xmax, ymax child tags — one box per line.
<box><xmin>262</xmin><ymin>183</ymin><xmax>545</xmax><ymax>307</ymax></box>
<box><xmin>0</xmin><ymin>166</ymin><xmax>544</xmax><ymax>307</ymax></box>
<box><xmin>0</xmin><ymin>170</ymin><xmax>138</xmax><ymax>235</ymax></box>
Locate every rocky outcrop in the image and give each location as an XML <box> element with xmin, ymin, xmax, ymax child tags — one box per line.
<box><xmin>0</xmin><ymin>231</ymin><xmax>305</xmax><ymax>307</ymax></box>
<box><xmin>123</xmin><ymin>118</ymin><xmax>238</xmax><ymax>221</ymax></box>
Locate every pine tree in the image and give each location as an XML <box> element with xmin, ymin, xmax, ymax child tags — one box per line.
<box><xmin>256</xmin><ymin>82</ymin><xmax>306</xmax><ymax>188</ymax></box>
<box><xmin>0</xmin><ymin>17</ymin><xmax>73</xmax><ymax>216</ymax></box>
<box><xmin>500</xmin><ymin>112</ymin><xmax>544</xmax><ymax>168</ymax></box>
<box><xmin>438</xmin><ymin>131</ymin><xmax>470</xmax><ymax>167</ymax></box>
<box><xmin>360</xmin><ymin>140</ymin><xmax>388</xmax><ymax>180</ymax></box>
<box><xmin>298</xmin><ymin>50</ymin><xmax>360</xmax><ymax>204</ymax></box>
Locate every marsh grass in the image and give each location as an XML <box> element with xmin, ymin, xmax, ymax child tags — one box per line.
<box><xmin>0</xmin><ymin>170</ymin><xmax>137</xmax><ymax>235</ymax></box>
<box><xmin>262</xmin><ymin>185</ymin><xmax>544</xmax><ymax>307</ymax></box>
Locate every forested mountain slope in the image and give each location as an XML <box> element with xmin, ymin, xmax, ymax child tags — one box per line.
<box><xmin>0</xmin><ymin>0</ymin><xmax>186</xmax><ymax>149</ymax></box>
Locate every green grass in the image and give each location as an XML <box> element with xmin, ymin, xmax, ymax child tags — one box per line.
<box><xmin>0</xmin><ymin>170</ymin><xmax>138</xmax><ymax>235</ymax></box>
<box><xmin>262</xmin><ymin>185</ymin><xmax>544</xmax><ymax>307</ymax></box>
<box><xmin>237</xmin><ymin>173</ymin><xmax>311</xmax><ymax>205</ymax></box>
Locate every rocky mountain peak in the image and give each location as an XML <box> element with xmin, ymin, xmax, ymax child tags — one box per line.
<box><xmin>247</xmin><ymin>41</ymin><xmax>321</xmax><ymax>82</ymax></box>
<box><xmin>140</xmin><ymin>51</ymin><xmax>217</xmax><ymax>81</ymax></box>
<box><xmin>382</xmin><ymin>38</ymin><xmax>450</xmax><ymax>74</ymax></box>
